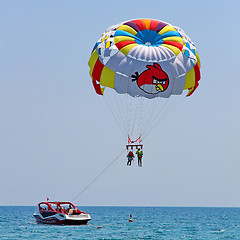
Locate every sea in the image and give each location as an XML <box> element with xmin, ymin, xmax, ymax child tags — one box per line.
<box><xmin>0</xmin><ymin>206</ymin><xmax>240</xmax><ymax>239</ymax></box>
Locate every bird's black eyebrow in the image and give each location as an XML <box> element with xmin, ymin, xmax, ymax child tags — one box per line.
<box><xmin>152</xmin><ymin>75</ymin><xmax>160</xmax><ymax>80</ymax></box>
<box><xmin>152</xmin><ymin>76</ymin><xmax>168</xmax><ymax>81</ymax></box>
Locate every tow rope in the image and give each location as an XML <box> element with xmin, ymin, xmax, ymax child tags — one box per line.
<box><xmin>71</xmin><ymin>149</ymin><xmax>125</xmax><ymax>202</ymax></box>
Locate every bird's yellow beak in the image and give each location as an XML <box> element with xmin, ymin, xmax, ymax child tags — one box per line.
<box><xmin>156</xmin><ymin>83</ymin><xmax>164</xmax><ymax>91</ymax></box>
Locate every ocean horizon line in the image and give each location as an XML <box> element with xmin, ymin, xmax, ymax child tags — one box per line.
<box><xmin>1</xmin><ymin>205</ymin><xmax>240</xmax><ymax>208</ymax></box>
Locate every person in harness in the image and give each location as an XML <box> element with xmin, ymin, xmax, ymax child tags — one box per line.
<box><xmin>136</xmin><ymin>148</ymin><xmax>143</xmax><ymax>167</ymax></box>
<box><xmin>127</xmin><ymin>151</ymin><xmax>134</xmax><ymax>166</ymax></box>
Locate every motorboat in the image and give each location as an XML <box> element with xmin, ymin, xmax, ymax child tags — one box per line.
<box><xmin>33</xmin><ymin>201</ymin><xmax>91</xmax><ymax>225</ymax></box>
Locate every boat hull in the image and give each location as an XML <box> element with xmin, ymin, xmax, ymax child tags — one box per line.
<box><xmin>34</xmin><ymin>212</ymin><xmax>91</xmax><ymax>225</ymax></box>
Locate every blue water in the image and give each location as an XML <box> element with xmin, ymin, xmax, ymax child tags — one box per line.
<box><xmin>0</xmin><ymin>206</ymin><xmax>240</xmax><ymax>239</ymax></box>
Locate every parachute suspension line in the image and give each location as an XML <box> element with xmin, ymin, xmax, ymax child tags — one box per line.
<box><xmin>159</xmin><ymin>94</ymin><xmax>186</xmax><ymax>123</ymax></box>
<box><xmin>117</xmin><ymin>95</ymin><xmax>129</xmax><ymax>135</ymax></box>
<box><xmin>129</xmin><ymin>96</ymin><xmax>141</xmax><ymax>138</ymax></box>
<box><xmin>114</xmin><ymin>93</ymin><xmax>128</xmax><ymax>135</ymax></box>
<box><xmin>121</xmin><ymin>97</ymin><xmax>129</xmax><ymax>133</ymax></box>
<box><xmin>71</xmin><ymin>149</ymin><xmax>126</xmax><ymax>202</ymax></box>
<box><xmin>142</xmin><ymin>97</ymin><xmax>176</xmax><ymax>140</ymax></box>
<box><xmin>126</xmin><ymin>96</ymin><xmax>145</xmax><ymax>145</ymax></box>
<box><xmin>139</xmin><ymin>97</ymin><xmax>150</xmax><ymax>138</ymax></box>
<box><xmin>141</xmin><ymin>99</ymin><xmax>160</xmax><ymax>140</ymax></box>
<box><xmin>143</xmin><ymin>97</ymin><xmax>160</xmax><ymax>135</ymax></box>
<box><xmin>137</xmin><ymin>97</ymin><xmax>145</xmax><ymax>140</ymax></box>
<box><xmin>152</xmin><ymin>95</ymin><xmax>186</xmax><ymax>129</ymax></box>
<box><xmin>103</xmin><ymin>94</ymin><xmax>127</xmax><ymax>138</ymax></box>
<box><xmin>122</xmin><ymin>93</ymin><xmax>130</xmax><ymax>137</ymax></box>
<box><xmin>141</xmin><ymin>98</ymin><xmax>155</xmax><ymax>139</ymax></box>
<box><xmin>168</xmin><ymin>93</ymin><xmax>186</xmax><ymax>114</ymax></box>
<box><xmin>129</xmin><ymin>96</ymin><xmax>135</xmax><ymax>137</ymax></box>
<box><xmin>104</xmin><ymin>93</ymin><xmax>127</xmax><ymax>137</ymax></box>
<box><xmin>126</xmin><ymin>93</ymin><xmax>131</xmax><ymax>136</ymax></box>
<box><xmin>143</xmin><ymin>94</ymin><xmax>186</xmax><ymax>140</ymax></box>
<box><xmin>141</xmin><ymin>97</ymin><xmax>168</xmax><ymax>139</ymax></box>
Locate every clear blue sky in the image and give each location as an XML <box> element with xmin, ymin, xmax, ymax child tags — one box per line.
<box><xmin>1</xmin><ymin>0</ymin><xmax>240</xmax><ymax>206</ymax></box>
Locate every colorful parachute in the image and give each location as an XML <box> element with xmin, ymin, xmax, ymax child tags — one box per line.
<box><xmin>88</xmin><ymin>19</ymin><xmax>201</xmax><ymax>144</ymax></box>
<box><xmin>88</xmin><ymin>19</ymin><xmax>200</xmax><ymax>98</ymax></box>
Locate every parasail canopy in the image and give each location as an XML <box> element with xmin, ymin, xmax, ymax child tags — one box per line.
<box><xmin>88</xmin><ymin>19</ymin><xmax>201</xmax><ymax>144</ymax></box>
<box><xmin>88</xmin><ymin>18</ymin><xmax>201</xmax><ymax>99</ymax></box>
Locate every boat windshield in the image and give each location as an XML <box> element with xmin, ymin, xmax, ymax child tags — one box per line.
<box><xmin>39</xmin><ymin>203</ymin><xmax>52</xmax><ymax>211</ymax></box>
<box><xmin>60</xmin><ymin>203</ymin><xmax>75</xmax><ymax>211</ymax></box>
<box><xmin>39</xmin><ymin>202</ymin><xmax>78</xmax><ymax>213</ymax></box>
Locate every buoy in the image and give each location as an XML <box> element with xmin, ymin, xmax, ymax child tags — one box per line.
<box><xmin>129</xmin><ymin>214</ymin><xmax>133</xmax><ymax>222</ymax></box>
<box><xmin>97</xmin><ymin>226</ymin><xmax>102</xmax><ymax>229</ymax></box>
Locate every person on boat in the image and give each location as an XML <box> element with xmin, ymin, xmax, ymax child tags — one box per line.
<box><xmin>127</xmin><ymin>151</ymin><xmax>134</xmax><ymax>166</ymax></box>
<box><xmin>67</xmin><ymin>204</ymin><xmax>72</xmax><ymax>212</ymax></box>
<box><xmin>56</xmin><ymin>205</ymin><xmax>62</xmax><ymax>212</ymax></box>
<box><xmin>136</xmin><ymin>148</ymin><xmax>143</xmax><ymax>167</ymax></box>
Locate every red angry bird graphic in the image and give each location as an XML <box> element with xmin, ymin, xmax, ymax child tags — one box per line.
<box><xmin>131</xmin><ymin>63</ymin><xmax>169</xmax><ymax>94</ymax></box>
